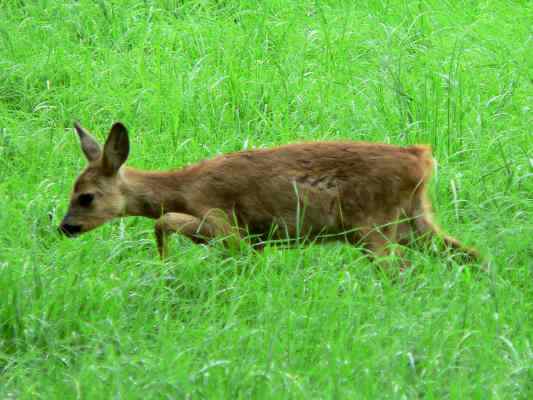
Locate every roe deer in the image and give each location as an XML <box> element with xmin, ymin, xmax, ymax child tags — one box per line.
<box><xmin>58</xmin><ymin>121</ymin><xmax>480</xmax><ymax>263</ymax></box>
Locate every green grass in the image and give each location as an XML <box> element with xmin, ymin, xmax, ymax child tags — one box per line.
<box><xmin>1</xmin><ymin>0</ymin><xmax>532</xmax><ymax>398</ymax></box>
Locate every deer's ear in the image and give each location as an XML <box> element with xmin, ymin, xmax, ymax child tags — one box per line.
<box><xmin>74</xmin><ymin>122</ymin><xmax>101</xmax><ymax>162</ymax></box>
<box><xmin>102</xmin><ymin>122</ymin><xmax>130</xmax><ymax>175</ymax></box>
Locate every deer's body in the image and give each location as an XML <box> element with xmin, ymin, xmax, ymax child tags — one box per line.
<box><xmin>124</xmin><ymin>142</ymin><xmax>432</xmax><ymax>247</ymax></box>
<box><xmin>59</xmin><ymin>122</ymin><xmax>479</xmax><ymax>263</ymax></box>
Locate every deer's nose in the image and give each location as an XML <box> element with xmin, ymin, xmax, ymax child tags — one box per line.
<box><xmin>58</xmin><ymin>223</ymin><xmax>82</xmax><ymax>237</ymax></box>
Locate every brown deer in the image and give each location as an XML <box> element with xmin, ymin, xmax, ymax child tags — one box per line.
<box><xmin>58</xmin><ymin>121</ymin><xmax>480</xmax><ymax>264</ymax></box>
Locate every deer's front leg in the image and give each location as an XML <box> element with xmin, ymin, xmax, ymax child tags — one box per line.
<box><xmin>154</xmin><ymin>210</ymin><xmax>242</xmax><ymax>259</ymax></box>
<box><xmin>155</xmin><ymin>213</ymin><xmax>216</xmax><ymax>259</ymax></box>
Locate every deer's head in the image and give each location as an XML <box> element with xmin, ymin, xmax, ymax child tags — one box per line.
<box><xmin>59</xmin><ymin>122</ymin><xmax>130</xmax><ymax>237</ymax></box>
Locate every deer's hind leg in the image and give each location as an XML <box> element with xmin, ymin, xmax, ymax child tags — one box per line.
<box><xmin>410</xmin><ymin>191</ymin><xmax>480</xmax><ymax>262</ymax></box>
<box><xmin>361</xmin><ymin>222</ymin><xmax>399</xmax><ymax>258</ymax></box>
<box><xmin>356</xmin><ymin>210</ymin><xmax>409</xmax><ymax>268</ymax></box>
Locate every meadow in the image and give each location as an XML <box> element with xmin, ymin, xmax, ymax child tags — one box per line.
<box><xmin>1</xmin><ymin>0</ymin><xmax>532</xmax><ymax>398</ymax></box>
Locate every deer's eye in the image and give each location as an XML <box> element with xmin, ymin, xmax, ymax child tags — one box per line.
<box><xmin>78</xmin><ymin>193</ymin><xmax>94</xmax><ymax>207</ymax></box>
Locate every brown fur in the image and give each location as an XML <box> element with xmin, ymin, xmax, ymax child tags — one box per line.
<box><xmin>59</xmin><ymin>122</ymin><xmax>480</xmax><ymax>264</ymax></box>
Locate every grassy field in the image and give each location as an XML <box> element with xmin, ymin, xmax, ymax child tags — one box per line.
<box><xmin>1</xmin><ymin>0</ymin><xmax>532</xmax><ymax>398</ymax></box>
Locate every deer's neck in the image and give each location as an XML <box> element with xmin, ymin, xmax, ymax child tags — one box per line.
<box><xmin>120</xmin><ymin>167</ymin><xmax>193</xmax><ymax>219</ymax></box>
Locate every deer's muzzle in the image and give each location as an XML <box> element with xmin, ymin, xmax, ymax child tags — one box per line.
<box><xmin>58</xmin><ymin>223</ymin><xmax>82</xmax><ymax>237</ymax></box>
